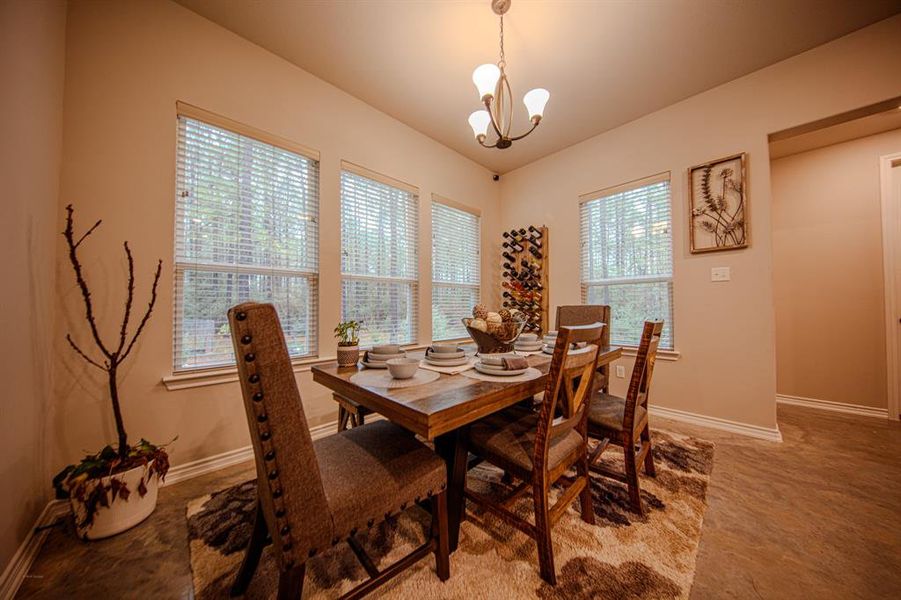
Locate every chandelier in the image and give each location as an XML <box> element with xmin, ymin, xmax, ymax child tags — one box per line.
<box><xmin>468</xmin><ymin>0</ymin><xmax>549</xmax><ymax>150</ymax></box>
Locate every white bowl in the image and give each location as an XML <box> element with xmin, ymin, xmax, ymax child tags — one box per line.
<box><xmin>373</xmin><ymin>344</ymin><xmax>401</xmax><ymax>354</ymax></box>
<box><xmin>430</xmin><ymin>343</ymin><xmax>460</xmax><ymax>354</ymax></box>
<box><xmin>518</xmin><ymin>333</ymin><xmax>539</xmax><ymax>342</ymax></box>
<box><xmin>387</xmin><ymin>357</ymin><xmax>419</xmax><ymax>379</ymax></box>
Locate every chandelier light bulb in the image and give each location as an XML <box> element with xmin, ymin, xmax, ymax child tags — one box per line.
<box><xmin>472</xmin><ymin>64</ymin><xmax>501</xmax><ymax>101</ymax></box>
<box><xmin>468</xmin><ymin>110</ymin><xmax>492</xmax><ymax>140</ymax></box>
<box><xmin>523</xmin><ymin>88</ymin><xmax>550</xmax><ymax>123</ymax></box>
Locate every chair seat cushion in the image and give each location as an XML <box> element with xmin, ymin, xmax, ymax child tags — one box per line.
<box><xmin>315</xmin><ymin>420</ymin><xmax>446</xmax><ymax>535</ymax></box>
<box><xmin>587</xmin><ymin>393</ymin><xmax>647</xmax><ymax>433</ymax></box>
<box><xmin>468</xmin><ymin>406</ymin><xmax>584</xmax><ymax>474</ymax></box>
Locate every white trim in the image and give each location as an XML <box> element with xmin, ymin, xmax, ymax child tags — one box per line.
<box><xmin>776</xmin><ymin>394</ymin><xmax>889</xmax><ymax>419</ymax></box>
<box><xmin>880</xmin><ymin>152</ymin><xmax>901</xmax><ymax>422</ymax></box>
<box><xmin>0</xmin><ymin>500</ymin><xmax>69</xmax><ymax>600</ymax></box>
<box><xmin>648</xmin><ymin>404</ymin><xmax>783</xmax><ymax>442</ymax></box>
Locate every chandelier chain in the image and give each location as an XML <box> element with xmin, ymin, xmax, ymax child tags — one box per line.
<box><xmin>498</xmin><ymin>15</ymin><xmax>505</xmax><ymax>69</ymax></box>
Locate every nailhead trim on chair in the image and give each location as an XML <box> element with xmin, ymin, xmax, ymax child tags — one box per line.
<box><xmin>234</xmin><ymin>313</ymin><xmax>297</xmax><ymax>567</ymax></box>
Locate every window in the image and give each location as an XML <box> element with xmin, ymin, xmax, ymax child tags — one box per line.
<box><xmin>580</xmin><ymin>175</ymin><xmax>673</xmax><ymax>349</ymax></box>
<box><xmin>432</xmin><ymin>197</ymin><xmax>480</xmax><ymax>340</ymax></box>
<box><xmin>340</xmin><ymin>163</ymin><xmax>418</xmax><ymax>347</ymax></box>
<box><xmin>174</xmin><ymin>105</ymin><xmax>319</xmax><ymax>371</ymax></box>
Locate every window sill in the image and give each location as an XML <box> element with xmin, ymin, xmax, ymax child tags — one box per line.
<box><xmin>620</xmin><ymin>347</ymin><xmax>681</xmax><ymax>362</ymax></box>
<box><xmin>161</xmin><ymin>342</ymin><xmax>439</xmax><ymax>391</ymax></box>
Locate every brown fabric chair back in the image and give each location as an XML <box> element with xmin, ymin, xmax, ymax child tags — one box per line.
<box><xmin>555</xmin><ymin>305</ymin><xmax>611</xmax><ymax>347</ymax></box>
<box><xmin>534</xmin><ymin>323</ymin><xmax>605</xmax><ymax>467</ymax></box>
<box><xmin>228</xmin><ymin>302</ymin><xmax>333</xmax><ymax>569</ymax></box>
<box><xmin>623</xmin><ymin>320</ymin><xmax>664</xmax><ymax>431</ymax></box>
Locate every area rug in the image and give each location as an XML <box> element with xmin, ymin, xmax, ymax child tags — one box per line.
<box><xmin>186</xmin><ymin>430</ymin><xmax>714</xmax><ymax>599</ymax></box>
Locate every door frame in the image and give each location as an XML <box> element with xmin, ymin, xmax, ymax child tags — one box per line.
<box><xmin>879</xmin><ymin>151</ymin><xmax>901</xmax><ymax>421</ymax></box>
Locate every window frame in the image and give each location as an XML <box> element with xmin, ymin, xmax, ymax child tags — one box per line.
<box><xmin>431</xmin><ymin>194</ymin><xmax>481</xmax><ymax>342</ymax></box>
<box><xmin>579</xmin><ymin>172</ymin><xmax>675</xmax><ymax>350</ymax></box>
<box><xmin>173</xmin><ymin>102</ymin><xmax>321</xmax><ymax>373</ymax></box>
<box><xmin>339</xmin><ymin>161</ymin><xmax>420</xmax><ymax>348</ymax></box>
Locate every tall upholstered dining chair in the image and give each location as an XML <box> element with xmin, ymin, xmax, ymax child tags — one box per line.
<box><xmin>556</xmin><ymin>305</ymin><xmax>611</xmax><ymax>392</ymax></box>
<box><xmin>587</xmin><ymin>320</ymin><xmax>664</xmax><ymax>515</ymax></box>
<box><xmin>227</xmin><ymin>302</ymin><xmax>450</xmax><ymax>599</ymax></box>
<box><xmin>463</xmin><ymin>323</ymin><xmax>604</xmax><ymax>585</ymax></box>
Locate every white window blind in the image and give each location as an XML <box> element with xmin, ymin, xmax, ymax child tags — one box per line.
<box><xmin>432</xmin><ymin>198</ymin><xmax>480</xmax><ymax>341</ymax></box>
<box><xmin>174</xmin><ymin>114</ymin><xmax>319</xmax><ymax>371</ymax></box>
<box><xmin>580</xmin><ymin>176</ymin><xmax>674</xmax><ymax>349</ymax></box>
<box><xmin>340</xmin><ymin>164</ymin><xmax>418</xmax><ymax>347</ymax></box>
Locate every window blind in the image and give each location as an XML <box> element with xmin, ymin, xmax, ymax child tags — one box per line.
<box><xmin>340</xmin><ymin>166</ymin><xmax>418</xmax><ymax>347</ymax></box>
<box><xmin>580</xmin><ymin>177</ymin><xmax>674</xmax><ymax>349</ymax></box>
<box><xmin>174</xmin><ymin>115</ymin><xmax>319</xmax><ymax>371</ymax></box>
<box><xmin>432</xmin><ymin>198</ymin><xmax>480</xmax><ymax>340</ymax></box>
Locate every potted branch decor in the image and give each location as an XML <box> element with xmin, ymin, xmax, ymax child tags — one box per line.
<box><xmin>53</xmin><ymin>205</ymin><xmax>170</xmax><ymax>540</ymax></box>
<box><xmin>334</xmin><ymin>320</ymin><xmax>362</xmax><ymax>366</ymax></box>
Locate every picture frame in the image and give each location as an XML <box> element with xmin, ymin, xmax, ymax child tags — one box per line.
<box><xmin>688</xmin><ymin>152</ymin><xmax>749</xmax><ymax>253</ymax></box>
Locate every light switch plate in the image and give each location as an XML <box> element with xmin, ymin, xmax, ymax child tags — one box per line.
<box><xmin>615</xmin><ymin>365</ymin><xmax>626</xmax><ymax>378</ymax></box>
<box><xmin>711</xmin><ymin>267</ymin><xmax>731</xmax><ymax>282</ymax></box>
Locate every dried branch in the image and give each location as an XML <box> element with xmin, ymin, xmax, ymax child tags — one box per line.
<box><xmin>63</xmin><ymin>204</ymin><xmax>112</xmax><ymax>359</ymax></box>
<box><xmin>120</xmin><ymin>258</ymin><xmax>162</xmax><ymax>362</ymax></box>
<box><xmin>117</xmin><ymin>242</ymin><xmax>135</xmax><ymax>355</ymax></box>
<box><xmin>74</xmin><ymin>219</ymin><xmax>102</xmax><ymax>249</ymax></box>
<box><xmin>66</xmin><ymin>334</ymin><xmax>107</xmax><ymax>371</ymax></box>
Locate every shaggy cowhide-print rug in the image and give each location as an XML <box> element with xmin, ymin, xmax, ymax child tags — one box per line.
<box><xmin>186</xmin><ymin>430</ymin><xmax>714</xmax><ymax>599</ymax></box>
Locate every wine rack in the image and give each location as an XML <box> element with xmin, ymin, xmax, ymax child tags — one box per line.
<box><xmin>501</xmin><ymin>225</ymin><xmax>548</xmax><ymax>335</ymax></box>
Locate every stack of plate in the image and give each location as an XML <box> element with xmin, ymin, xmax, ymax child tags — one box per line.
<box><xmin>361</xmin><ymin>344</ymin><xmax>406</xmax><ymax>369</ymax></box>
<box><xmin>514</xmin><ymin>332</ymin><xmax>542</xmax><ymax>352</ymax></box>
<box><xmin>541</xmin><ymin>331</ymin><xmax>558</xmax><ymax>355</ymax></box>
<box><xmin>474</xmin><ymin>353</ymin><xmax>530</xmax><ymax>376</ymax></box>
<box><xmin>424</xmin><ymin>344</ymin><xmax>469</xmax><ymax>367</ymax></box>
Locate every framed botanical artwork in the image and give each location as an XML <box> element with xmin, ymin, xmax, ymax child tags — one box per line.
<box><xmin>689</xmin><ymin>152</ymin><xmax>749</xmax><ymax>253</ymax></box>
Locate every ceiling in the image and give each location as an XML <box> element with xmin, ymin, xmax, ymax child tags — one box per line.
<box><xmin>174</xmin><ymin>0</ymin><xmax>901</xmax><ymax>174</ymax></box>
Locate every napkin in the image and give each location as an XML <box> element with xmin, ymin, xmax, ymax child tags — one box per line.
<box><xmin>502</xmin><ymin>356</ymin><xmax>529</xmax><ymax>370</ymax></box>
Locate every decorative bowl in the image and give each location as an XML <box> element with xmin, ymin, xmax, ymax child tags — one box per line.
<box><xmin>462</xmin><ymin>315</ymin><xmax>526</xmax><ymax>354</ymax></box>
<box><xmin>386</xmin><ymin>357</ymin><xmax>419</xmax><ymax>379</ymax></box>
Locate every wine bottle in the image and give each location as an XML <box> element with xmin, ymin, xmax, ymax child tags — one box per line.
<box><xmin>528</xmin><ymin>246</ymin><xmax>542</xmax><ymax>260</ymax></box>
<box><xmin>503</xmin><ymin>241</ymin><xmax>524</xmax><ymax>253</ymax></box>
<box><xmin>529</xmin><ymin>237</ymin><xmax>542</xmax><ymax>250</ymax></box>
<box><xmin>528</xmin><ymin>225</ymin><xmax>541</xmax><ymax>235</ymax></box>
<box><xmin>502</xmin><ymin>251</ymin><xmax>516</xmax><ymax>263</ymax></box>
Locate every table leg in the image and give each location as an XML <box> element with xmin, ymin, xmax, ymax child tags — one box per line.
<box><xmin>434</xmin><ymin>426</ymin><xmax>469</xmax><ymax>553</ymax></box>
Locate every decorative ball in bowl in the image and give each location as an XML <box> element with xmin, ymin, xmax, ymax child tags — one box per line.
<box><xmin>462</xmin><ymin>310</ymin><xmax>526</xmax><ymax>354</ymax></box>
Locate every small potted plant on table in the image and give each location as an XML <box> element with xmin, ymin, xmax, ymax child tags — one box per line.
<box><xmin>334</xmin><ymin>320</ymin><xmax>362</xmax><ymax>366</ymax></box>
<box><xmin>53</xmin><ymin>205</ymin><xmax>171</xmax><ymax>540</ymax></box>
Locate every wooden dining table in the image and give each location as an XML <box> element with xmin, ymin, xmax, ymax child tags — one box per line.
<box><xmin>311</xmin><ymin>344</ymin><xmax>622</xmax><ymax>552</ymax></box>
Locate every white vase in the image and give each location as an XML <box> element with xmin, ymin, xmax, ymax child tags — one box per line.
<box><xmin>70</xmin><ymin>460</ymin><xmax>160</xmax><ymax>540</ymax></box>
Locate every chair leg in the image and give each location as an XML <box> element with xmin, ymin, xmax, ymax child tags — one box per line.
<box><xmin>622</xmin><ymin>435</ymin><xmax>643</xmax><ymax>515</ymax></box>
<box><xmin>641</xmin><ymin>424</ymin><xmax>656</xmax><ymax>477</ymax></box>
<box><xmin>357</xmin><ymin>411</ymin><xmax>366</xmax><ymax>426</ymax></box>
<box><xmin>431</xmin><ymin>491</ymin><xmax>450</xmax><ymax>581</ymax></box>
<box><xmin>532</xmin><ymin>480</ymin><xmax>557</xmax><ymax>585</ymax></box>
<box><xmin>231</xmin><ymin>501</ymin><xmax>268</xmax><ymax>597</ymax></box>
<box><xmin>337</xmin><ymin>406</ymin><xmax>350</xmax><ymax>432</ymax></box>
<box><xmin>276</xmin><ymin>563</ymin><xmax>306</xmax><ymax>600</ymax></box>
<box><xmin>577</xmin><ymin>449</ymin><xmax>595</xmax><ymax>526</ymax></box>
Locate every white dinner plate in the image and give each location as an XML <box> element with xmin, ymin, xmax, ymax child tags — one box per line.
<box><xmin>514</xmin><ymin>343</ymin><xmax>543</xmax><ymax>351</ymax></box>
<box><xmin>474</xmin><ymin>362</ymin><xmax>529</xmax><ymax>376</ymax></box>
<box><xmin>426</xmin><ymin>349</ymin><xmax>466</xmax><ymax>359</ymax></box>
<box><xmin>367</xmin><ymin>352</ymin><xmax>405</xmax><ymax>361</ymax></box>
<box><xmin>425</xmin><ymin>356</ymin><xmax>470</xmax><ymax>367</ymax></box>
<box><xmin>542</xmin><ymin>345</ymin><xmax>555</xmax><ymax>355</ymax></box>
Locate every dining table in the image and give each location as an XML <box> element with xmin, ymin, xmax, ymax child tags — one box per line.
<box><xmin>311</xmin><ymin>344</ymin><xmax>623</xmax><ymax>552</ymax></box>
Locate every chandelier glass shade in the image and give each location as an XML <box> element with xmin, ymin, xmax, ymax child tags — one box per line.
<box><xmin>468</xmin><ymin>0</ymin><xmax>549</xmax><ymax>149</ymax></box>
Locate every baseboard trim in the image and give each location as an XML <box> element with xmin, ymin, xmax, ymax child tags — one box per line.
<box><xmin>648</xmin><ymin>404</ymin><xmax>783</xmax><ymax>442</ymax></box>
<box><xmin>776</xmin><ymin>394</ymin><xmax>888</xmax><ymax>419</ymax></box>
<box><xmin>0</xmin><ymin>499</ymin><xmax>69</xmax><ymax>600</ymax></box>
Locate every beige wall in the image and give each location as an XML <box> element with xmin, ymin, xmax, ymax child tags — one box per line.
<box><xmin>499</xmin><ymin>15</ymin><xmax>901</xmax><ymax>430</ymax></box>
<box><xmin>772</xmin><ymin>128</ymin><xmax>901</xmax><ymax>408</ymax></box>
<box><xmin>0</xmin><ymin>0</ymin><xmax>66</xmax><ymax>579</ymax></box>
<box><xmin>53</xmin><ymin>0</ymin><xmax>500</xmax><ymax>475</ymax></box>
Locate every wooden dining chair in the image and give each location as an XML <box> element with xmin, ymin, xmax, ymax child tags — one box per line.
<box><xmin>556</xmin><ymin>305</ymin><xmax>611</xmax><ymax>393</ymax></box>
<box><xmin>227</xmin><ymin>302</ymin><xmax>450</xmax><ymax>599</ymax></box>
<box><xmin>587</xmin><ymin>320</ymin><xmax>664</xmax><ymax>515</ymax></box>
<box><xmin>333</xmin><ymin>393</ymin><xmax>373</xmax><ymax>432</ymax></box>
<box><xmin>463</xmin><ymin>323</ymin><xmax>604</xmax><ymax>585</ymax></box>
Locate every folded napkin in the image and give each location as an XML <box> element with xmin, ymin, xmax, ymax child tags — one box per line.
<box><xmin>502</xmin><ymin>356</ymin><xmax>529</xmax><ymax>370</ymax></box>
